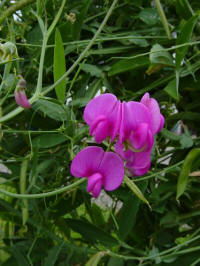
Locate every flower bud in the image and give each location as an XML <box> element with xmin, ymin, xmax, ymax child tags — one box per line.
<box><xmin>65</xmin><ymin>12</ymin><xmax>76</xmax><ymax>24</ymax></box>
<box><xmin>0</xmin><ymin>42</ymin><xmax>18</xmax><ymax>62</ymax></box>
<box><xmin>14</xmin><ymin>78</ymin><xmax>31</xmax><ymax>109</ymax></box>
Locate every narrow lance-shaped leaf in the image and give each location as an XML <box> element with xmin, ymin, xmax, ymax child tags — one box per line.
<box><xmin>44</xmin><ymin>242</ymin><xmax>64</xmax><ymax>266</ymax></box>
<box><xmin>176</xmin><ymin>148</ymin><xmax>200</xmax><ymax>199</ymax></box>
<box><xmin>72</xmin><ymin>0</ymin><xmax>92</xmax><ymax>40</ymax></box>
<box><xmin>54</xmin><ymin>28</ymin><xmax>66</xmax><ymax>103</ymax></box>
<box><xmin>118</xmin><ymin>180</ymin><xmax>148</xmax><ymax>241</ymax></box>
<box><xmin>175</xmin><ymin>14</ymin><xmax>199</xmax><ymax>97</ymax></box>
<box><xmin>124</xmin><ymin>176</ymin><xmax>151</xmax><ymax>209</ymax></box>
<box><xmin>176</xmin><ymin>14</ymin><xmax>199</xmax><ymax>69</ymax></box>
<box><xmin>164</xmin><ymin>79</ymin><xmax>179</xmax><ymax>100</ymax></box>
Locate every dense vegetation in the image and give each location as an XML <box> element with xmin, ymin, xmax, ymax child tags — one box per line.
<box><xmin>0</xmin><ymin>0</ymin><xmax>200</xmax><ymax>265</ymax></box>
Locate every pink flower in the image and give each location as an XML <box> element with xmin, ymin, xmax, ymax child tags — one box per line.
<box><xmin>141</xmin><ymin>93</ymin><xmax>164</xmax><ymax>134</ymax></box>
<box><xmin>115</xmin><ymin>100</ymin><xmax>154</xmax><ymax>176</ymax></box>
<box><xmin>70</xmin><ymin>146</ymin><xmax>124</xmax><ymax>197</ymax></box>
<box><xmin>115</xmin><ymin>141</ymin><xmax>152</xmax><ymax>176</ymax></box>
<box><xmin>14</xmin><ymin>89</ymin><xmax>31</xmax><ymax>109</ymax></box>
<box><xmin>118</xmin><ymin>101</ymin><xmax>154</xmax><ymax>149</ymax></box>
<box><xmin>83</xmin><ymin>94</ymin><xmax>121</xmax><ymax>143</ymax></box>
<box><xmin>14</xmin><ymin>78</ymin><xmax>31</xmax><ymax>109</ymax></box>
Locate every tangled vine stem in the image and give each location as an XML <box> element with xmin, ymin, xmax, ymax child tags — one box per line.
<box><xmin>0</xmin><ymin>179</ymin><xmax>86</xmax><ymax>199</ymax></box>
<box><xmin>0</xmin><ymin>0</ymin><xmax>35</xmax><ymax>25</ymax></box>
<box><xmin>0</xmin><ymin>0</ymin><xmax>119</xmax><ymax>123</ymax></box>
<box><xmin>107</xmin><ymin>234</ymin><xmax>200</xmax><ymax>261</ymax></box>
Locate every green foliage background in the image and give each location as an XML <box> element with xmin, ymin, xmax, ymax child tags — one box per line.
<box><xmin>0</xmin><ymin>0</ymin><xmax>200</xmax><ymax>265</ymax></box>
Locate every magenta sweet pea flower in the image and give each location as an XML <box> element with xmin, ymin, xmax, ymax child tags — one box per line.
<box><xmin>14</xmin><ymin>89</ymin><xmax>31</xmax><ymax>109</ymax></box>
<box><xmin>114</xmin><ymin>100</ymin><xmax>155</xmax><ymax>176</ymax></box>
<box><xmin>83</xmin><ymin>93</ymin><xmax>121</xmax><ymax>143</ymax></box>
<box><xmin>119</xmin><ymin>101</ymin><xmax>153</xmax><ymax>149</ymax></box>
<box><xmin>115</xmin><ymin>140</ymin><xmax>152</xmax><ymax>176</ymax></box>
<box><xmin>141</xmin><ymin>93</ymin><xmax>164</xmax><ymax>134</ymax></box>
<box><xmin>70</xmin><ymin>146</ymin><xmax>124</xmax><ymax>197</ymax></box>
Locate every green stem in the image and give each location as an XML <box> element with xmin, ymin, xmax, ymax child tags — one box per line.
<box><xmin>0</xmin><ymin>0</ymin><xmax>119</xmax><ymax>123</ymax></box>
<box><xmin>1</xmin><ymin>34</ymin><xmax>168</xmax><ymax>48</ymax></box>
<box><xmin>0</xmin><ymin>179</ymin><xmax>85</xmax><ymax>199</ymax></box>
<box><xmin>20</xmin><ymin>158</ymin><xmax>29</xmax><ymax>225</ymax></box>
<box><xmin>46</xmin><ymin>0</ymin><xmax>67</xmax><ymax>39</ymax></box>
<box><xmin>0</xmin><ymin>62</ymin><xmax>12</xmax><ymax>93</ymax></box>
<box><xmin>155</xmin><ymin>0</ymin><xmax>171</xmax><ymax>39</ymax></box>
<box><xmin>134</xmin><ymin>161</ymin><xmax>183</xmax><ymax>182</ymax></box>
<box><xmin>0</xmin><ymin>0</ymin><xmax>35</xmax><ymax>25</ymax></box>
<box><xmin>107</xmin><ymin>234</ymin><xmax>200</xmax><ymax>261</ymax></box>
<box><xmin>34</xmin><ymin>32</ymin><xmax>48</xmax><ymax>97</ymax></box>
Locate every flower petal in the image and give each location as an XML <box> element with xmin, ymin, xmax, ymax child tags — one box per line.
<box><xmin>141</xmin><ymin>93</ymin><xmax>162</xmax><ymax>134</ymax></box>
<box><xmin>83</xmin><ymin>93</ymin><xmax>121</xmax><ymax>142</ymax></box>
<box><xmin>127</xmin><ymin>150</ymin><xmax>152</xmax><ymax>169</ymax></box>
<box><xmin>83</xmin><ymin>93</ymin><xmax>118</xmax><ymax>125</ymax></box>
<box><xmin>99</xmin><ymin>152</ymin><xmax>124</xmax><ymax>191</ymax></box>
<box><xmin>87</xmin><ymin>173</ymin><xmax>102</xmax><ymax>193</ymax></box>
<box><xmin>128</xmin><ymin>161</ymin><xmax>151</xmax><ymax>176</ymax></box>
<box><xmin>158</xmin><ymin>114</ymin><xmax>165</xmax><ymax>132</ymax></box>
<box><xmin>90</xmin><ymin>115</ymin><xmax>109</xmax><ymax>143</ymax></box>
<box><xmin>119</xmin><ymin>101</ymin><xmax>152</xmax><ymax>143</ymax></box>
<box><xmin>14</xmin><ymin>90</ymin><xmax>31</xmax><ymax>109</ymax></box>
<box><xmin>129</xmin><ymin>123</ymin><xmax>149</xmax><ymax>150</ymax></box>
<box><xmin>70</xmin><ymin>146</ymin><xmax>104</xmax><ymax>178</ymax></box>
<box><xmin>92</xmin><ymin>181</ymin><xmax>102</xmax><ymax>198</ymax></box>
<box><xmin>109</xmin><ymin>100</ymin><xmax>122</xmax><ymax>141</ymax></box>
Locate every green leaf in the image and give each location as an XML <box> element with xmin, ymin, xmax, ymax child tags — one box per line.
<box><xmin>108</xmin><ymin>56</ymin><xmax>149</xmax><ymax>76</ymax></box>
<box><xmin>176</xmin><ymin>14</ymin><xmax>199</xmax><ymax>70</ymax></box>
<box><xmin>82</xmin><ymin>64</ymin><xmax>102</xmax><ymax>77</ymax></box>
<box><xmin>33</xmin><ymin>99</ymin><xmax>69</xmax><ymax>121</ymax></box>
<box><xmin>161</xmin><ymin>128</ymin><xmax>181</xmax><ymax>141</ymax></box>
<box><xmin>37</xmin><ymin>0</ymin><xmax>43</xmax><ymax>17</ymax></box>
<box><xmin>10</xmin><ymin>246</ymin><xmax>30</xmax><ymax>266</ymax></box>
<box><xmin>44</xmin><ymin>242</ymin><xmax>64</xmax><ymax>266</ymax></box>
<box><xmin>139</xmin><ymin>8</ymin><xmax>159</xmax><ymax>25</ymax></box>
<box><xmin>54</xmin><ymin>28</ymin><xmax>66</xmax><ymax>103</ymax></box>
<box><xmin>124</xmin><ymin>176</ymin><xmax>150</xmax><ymax>209</ymax></box>
<box><xmin>176</xmin><ymin>148</ymin><xmax>200</xmax><ymax>199</ymax></box>
<box><xmin>150</xmin><ymin>44</ymin><xmax>173</xmax><ymax>66</ymax></box>
<box><xmin>32</xmin><ymin>133</ymin><xmax>67</xmax><ymax>148</ymax></box>
<box><xmin>168</xmin><ymin>112</ymin><xmax>200</xmax><ymax>122</ymax></box>
<box><xmin>180</xmin><ymin>134</ymin><xmax>193</xmax><ymax>149</ymax></box>
<box><xmin>148</xmin><ymin>246</ymin><xmax>161</xmax><ymax>264</ymax></box>
<box><xmin>122</xmin><ymin>36</ymin><xmax>148</xmax><ymax>47</ymax></box>
<box><xmin>175</xmin><ymin>0</ymin><xmax>194</xmax><ymax>20</ymax></box>
<box><xmin>117</xmin><ymin>181</ymin><xmax>148</xmax><ymax>240</ymax></box>
<box><xmin>85</xmin><ymin>252</ymin><xmax>104</xmax><ymax>266</ymax></box>
<box><xmin>72</xmin><ymin>0</ymin><xmax>92</xmax><ymax>40</ymax></box>
<box><xmin>164</xmin><ymin>79</ymin><xmax>179</xmax><ymax>100</ymax></box>
<box><xmin>175</xmin><ymin>14</ymin><xmax>199</xmax><ymax>97</ymax></box>
<box><xmin>65</xmin><ymin>219</ymin><xmax>118</xmax><ymax>247</ymax></box>
<box><xmin>108</xmin><ymin>257</ymin><xmax>124</xmax><ymax>266</ymax></box>
<box><xmin>72</xmin><ymin>79</ymin><xmax>101</xmax><ymax>107</ymax></box>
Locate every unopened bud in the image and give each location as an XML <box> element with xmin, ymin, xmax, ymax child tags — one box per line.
<box><xmin>17</xmin><ymin>77</ymin><xmax>27</xmax><ymax>90</ymax></box>
<box><xmin>0</xmin><ymin>42</ymin><xmax>18</xmax><ymax>62</ymax></box>
<box><xmin>14</xmin><ymin>78</ymin><xmax>31</xmax><ymax>109</ymax></box>
<box><xmin>65</xmin><ymin>12</ymin><xmax>76</xmax><ymax>24</ymax></box>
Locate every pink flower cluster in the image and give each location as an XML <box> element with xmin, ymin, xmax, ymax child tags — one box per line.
<box><xmin>70</xmin><ymin>93</ymin><xmax>164</xmax><ymax>197</ymax></box>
